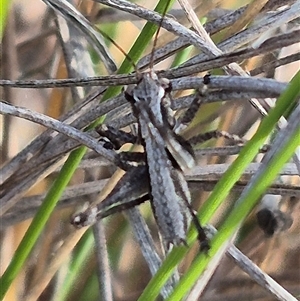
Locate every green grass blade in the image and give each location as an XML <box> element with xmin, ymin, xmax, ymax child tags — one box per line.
<box><xmin>0</xmin><ymin>147</ymin><xmax>86</xmax><ymax>300</ymax></box>
<box><xmin>170</xmin><ymin>45</ymin><xmax>193</xmax><ymax>68</ymax></box>
<box><xmin>57</xmin><ymin>230</ymin><xmax>95</xmax><ymax>301</ymax></box>
<box><xmin>0</xmin><ymin>0</ymin><xmax>10</xmax><ymax>38</ymax></box>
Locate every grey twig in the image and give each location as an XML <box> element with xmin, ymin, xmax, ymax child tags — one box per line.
<box><xmin>2</xmin><ymin>159</ymin><xmax>298</xmax><ymax>227</ymax></box>
<box><xmin>227</xmin><ymin>244</ymin><xmax>298</xmax><ymax>301</ymax></box>
<box><xmin>93</xmin><ymin>222</ymin><xmax>114</xmax><ymax>301</ymax></box>
<box><xmin>125</xmin><ymin>208</ymin><xmax>176</xmax><ymax>298</ymax></box>
<box><xmin>0</xmin><ymin>87</ymin><xmax>106</xmax><ymax>184</ymax></box>
<box><xmin>0</xmin><ymin>101</ymin><xmax>120</xmax><ymax>165</ymax></box>
<box><xmin>43</xmin><ymin>0</ymin><xmax>116</xmax><ymax>73</ymax></box>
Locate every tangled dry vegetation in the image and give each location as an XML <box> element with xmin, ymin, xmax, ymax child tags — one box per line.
<box><xmin>0</xmin><ymin>0</ymin><xmax>299</xmax><ymax>300</ymax></box>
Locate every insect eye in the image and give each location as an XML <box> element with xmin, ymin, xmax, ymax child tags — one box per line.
<box><xmin>159</xmin><ymin>78</ymin><xmax>171</xmax><ymax>93</ymax></box>
<box><xmin>124</xmin><ymin>90</ymin><xmax>134</xmax><ymax>103</ymax></box>
<box><xmin>165</xmin><ymin>81</ymin><xmax>172</xmax><ymax>94</ymax></box>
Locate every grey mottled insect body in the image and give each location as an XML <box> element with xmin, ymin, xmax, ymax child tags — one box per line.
<box><xmin>125</xmin><ymin>70</ymin><xmax>195</xmax><ymax>246</ymax></box>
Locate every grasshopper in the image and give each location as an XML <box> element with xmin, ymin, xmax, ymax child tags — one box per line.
<box><xmin>124</xmin><ymin>70</ymin><xmax>209</xmax><ymax>248</ymax></box>
<box><xmin>71</xmin><ymin>69</ymin><xmax>210</xmax><ymax>250</ymax></box>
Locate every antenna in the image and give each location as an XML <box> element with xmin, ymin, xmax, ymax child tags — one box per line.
<box><xmin>96</xmin><ymin>28</ymin><xmax>138</xmax><ymax>72</ymax></box>
<box><xmin>98</xmin><ymin>0</ymin><xmax>173</xmax><ymax>75</ymax></box>
<box><xmin>149</xmin><ymin>0</ymin><xmax>173</xmax><ymax>71</ymax></box>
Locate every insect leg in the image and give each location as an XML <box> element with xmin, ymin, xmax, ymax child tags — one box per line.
<box><xmin>71</xmin><ymin>165</ymin><xmax>150</xmax><ymax>227</ymax></box>
<box><xmin>189</xmin><ymin>209</ymin><xmax>210</xmax><ymax>252</ymax></box>
<box><xmin>96</xmin><ymin>124</ymin><xmax>138</xmax><ymax>149</ymax></box>
<box><xmin>174</xmin><ymin>79</ymin><xmax>210</xmax><ymax>133</ymax></box>
<box><xmin>189</xmin><ymin>130</ymin><xmax>246</xmax><ymax>146</ymax></box>
<box><xmin>171</xmin><ymin>168</ymin><xmax>210</xmax><ymax>251</ymax></box>
<box><xmin>178</xmin><ymin>91</ymin><xmax>207</xmax><ymax>128</ymax></box>
<box><xmin>96</xmin><ymin>124</ymin><xmax>146</xmax><ymax>164</ymax></box>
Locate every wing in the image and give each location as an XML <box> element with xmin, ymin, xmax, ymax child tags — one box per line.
<box><xmin>129</xmin><ymin>72</ymin><xmax>194</xmax><ymax>245</ymax></box>
<box><xmin>137</xmin><ymin>107</ymin><xmax>188</xmax><ymax>246</ymax></box>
